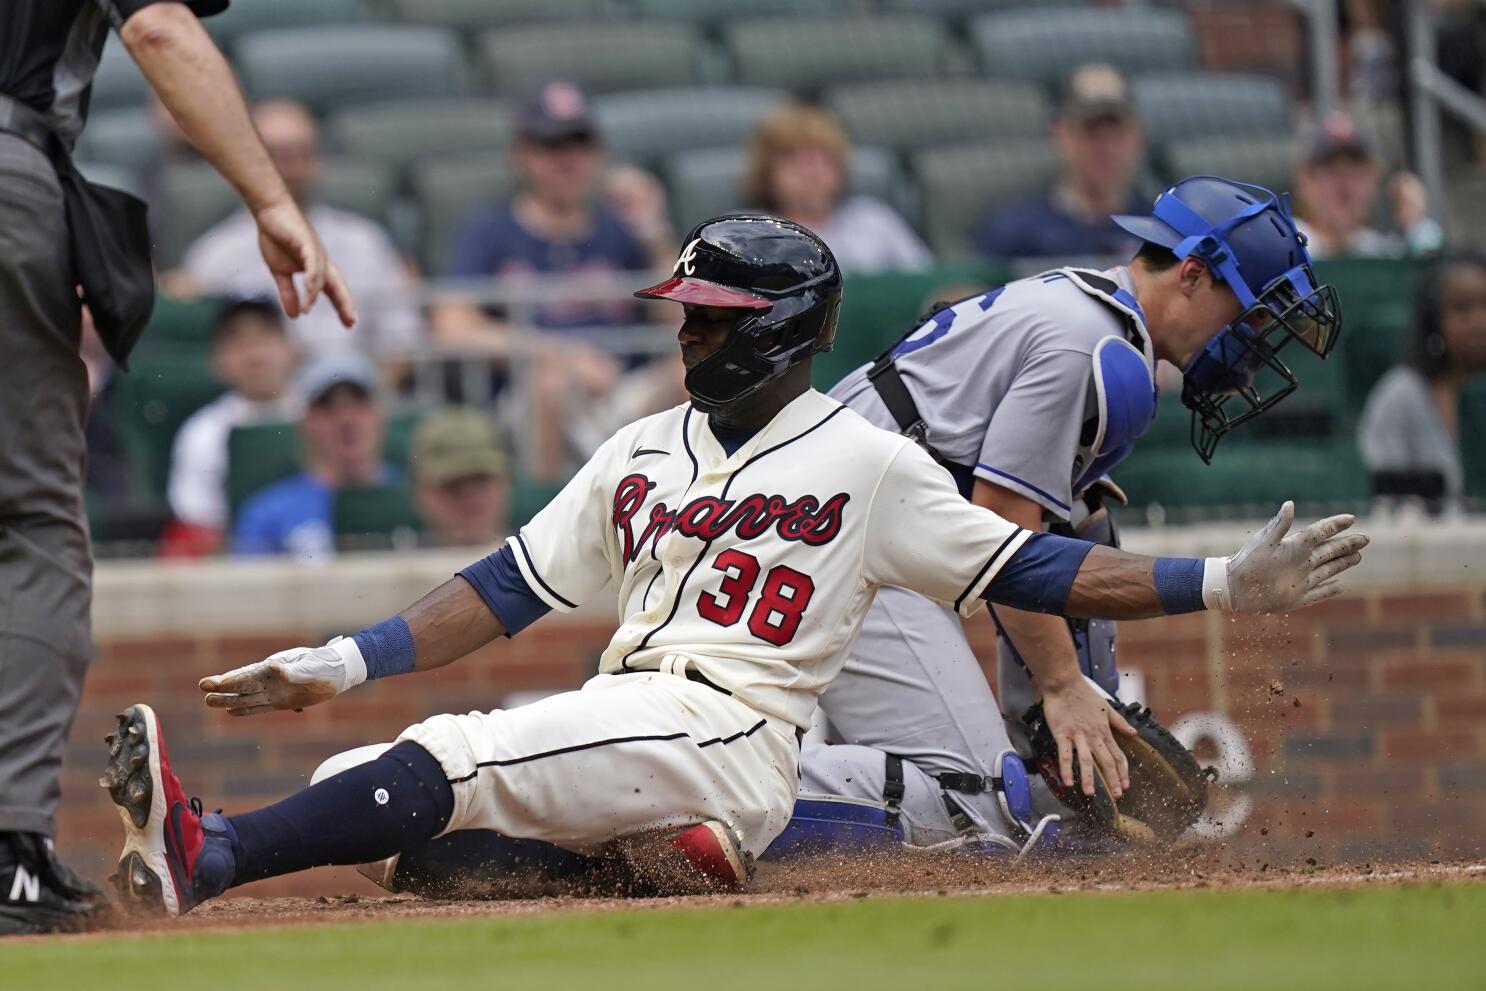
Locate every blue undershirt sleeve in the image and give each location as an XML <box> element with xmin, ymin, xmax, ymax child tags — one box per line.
<box><xmin>458</xmin><ymin>543</ymin><xmax>552</xmax><ymax>637</ymax></box>
<box><xmin>980</xmin><ymin>531</ymin><xmax>1095</xmax><ymax>614</ymax></box>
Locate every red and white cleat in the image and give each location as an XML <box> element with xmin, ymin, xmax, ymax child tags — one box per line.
<box><xmin>671</xmin><ymin>820</ymin><xmax>753</xmax><ymax>890</ymax></box>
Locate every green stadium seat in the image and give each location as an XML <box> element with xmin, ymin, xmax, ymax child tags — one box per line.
<box><xmin>236</xmin><ymin>26</ymin><xmax>467</xmax><ymax>116</ymax></box>
<box><xmin>226</xmin><ymin>420</ymin><xmax>299</xmax><ymax>518</ymax></box>
<box><xmin>511</xmin><ymin>475</ymin><xmax>564</xmax><ymax>528</ymax></box>
<box><xmin>408</xmin><ymin>152</ymin><xmax>518</xmax><ymax>274</ymax></box>
<box><xmin>75</xmin><ymin>108</ymin><xmax>158</xmax><ymax>171</ymax></box>
<box><xmin>726</xmin><ymin>16</ymin><xmax>951</xmax><ymax>94</ymax></box>
<box><xmin>383</xmin><ymin>0</ymin><xmax>608</xmax><ymax>30</ymax></box>
<box><xmin>1164</xmin><ymin>134</ymin><xmax>1294</xmax><ymax>194</ymax></box>
<box><xmin>205</xmin><ymin>0</ymin><xmax>365</xmax><ymax>50</ymax></box>
<box><xmin>1134</xmin><ymin>73</ymin><xmax>1291</xmax><ymax>148</ymax></box>
<box><xmin>327</xmin><ymin>98</ymin><xmax>512</xmax><ymax>169</ymax></box>
<box><xmin>971</xmin><ymin>8</ymin><xmax>1195</xmax><ymax>86</ymax></box>
<box><xmin>633</xmin><ymin>0</ymin><xmax>845</xmax><ymax>30</ymax></box>
<box><xmin>911</xmin><ymin>139</ymin><xmax>1059</xmax><ymax>256</ymax></box>
<box><xmin>136</xmin><ymin>294</ymin><xmax>223</xmax><ymax>348</ymax></box>
<box><xmin>1462</xmin><ymin>381</ymin><xmax>1486</xmax><ymax>499</ymax></box>
<box><xmin>334</xmin><ymin>485</ymin><xmax>421</xmax><ymax>546</ymax></box>
<box><xmin>664</xmin><ymin>145</ymin><xmax>903</xmax><ymax>236</ymax></box>
<box><xmin>1315</xmin><ymin>258</ymin><xmax>1423</xmax><ymax>410</ymax></box>
<box><xmin>595</xmin><ymin>88</ymin><xmax>790</xmax><ymax>169</ymax></box>
<box><xmin>825</xmin><ymin>78</ymin><xmax>1050</xmax><ymax>152</ymax></box>
<box><xmin>90</xmin><ymin>40</ymin><xmax>150</xmax><ymax>113</ymax></box>
<box><xmin>1115</xmin><ymin>439</ymin><xmax>1369</xmax><ymax>516</ymax></box>
<box><xmin>116</xmin><ymin>355</ymin><xmax>226</xmax><ymax>502</ymax></box>
<box><xmin>814</xmin><ymin>263</ymin><xmax>1009</xmax><ymax>391</ymax></box>
<box><xmin>478</xmin><ymin>22</ymin><xmax>702</xmax><ymax>96</ymax></box>
<box><xmin>155</xmin><ymin>158</ymin><xmax>400</xmax><ymax>269</ymax></box>
<box><xmin>880</xmin><ymin>0</ymin><xmax>1086</xmax><ymax>16</ymax></box>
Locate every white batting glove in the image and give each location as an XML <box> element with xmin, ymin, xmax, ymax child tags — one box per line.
<box><xmin>1202</xmin><ymin>502</ymin><xmax>1368</xmax><ymax>613</ymax></box>
<box><xmin>198</xmin><ymin>636</ymin><xmax>367</xmax><ymax>717</ymax></box>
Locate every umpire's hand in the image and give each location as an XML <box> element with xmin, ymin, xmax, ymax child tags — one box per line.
<box><xmin>253</xmin><ymin>200</ymin><xmax>358</xmax><ymax>328</ymax></box>
<box><xmin>199</xmin><ymin>637</ymin><xmax>367</xmax><ymax>716</ymax></box>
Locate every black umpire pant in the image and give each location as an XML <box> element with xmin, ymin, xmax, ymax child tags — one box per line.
<box><xmin>0</xmin><ymin>133</ymin><xmax>94</xmax><ymax>836</ymax></box>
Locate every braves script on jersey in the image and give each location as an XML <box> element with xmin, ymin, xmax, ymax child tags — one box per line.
<box><xmin>505</xmin><ymin>390</ymin><xmax>1031</xmax><ymax>731</ymax></box>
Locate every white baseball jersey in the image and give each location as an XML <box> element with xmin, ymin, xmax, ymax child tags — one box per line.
<box><xmin>506</xmin><ymin>389</ymin><xmax>1031</xmax><ymax>731</ymax></box>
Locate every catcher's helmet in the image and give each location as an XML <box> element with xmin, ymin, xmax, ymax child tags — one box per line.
<box><xmin>635</xmin><ymin>214</ymin><xmax>842</xmax><ymax>413</ymax></box>
<box><xmin>1114</xmin><ymin>176</ymin><xmax>1342</xmax><ymax>462</ymax></box>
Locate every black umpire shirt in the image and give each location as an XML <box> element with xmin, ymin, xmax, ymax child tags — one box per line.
<box><xmin>0</xmin><ymin>0</ymin><xmax>225</xmax><ymax>150</ymax></box>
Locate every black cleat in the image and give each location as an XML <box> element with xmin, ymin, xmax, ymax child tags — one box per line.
<box><xmin>0</xmin><ymin>832</ymin><xmax>106</xmax><ymax>936</ymax></box>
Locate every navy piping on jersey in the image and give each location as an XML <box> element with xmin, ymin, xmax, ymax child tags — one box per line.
<box><xmin>444</xmin><ymin>718</ymin><xmax>768</xmax><ymax>784</ymax></box>
<box><xmin>975</xmin><ymin>463</ymin><xmax>1072</xmax><ymax>514</ymax></box>
<box><xmin>619</xmin><ymin>402</ymin><xmax>850</xmax><ymax>666</ymax></box>
<box><xmin>953</xmin><ymin>527</ymin><xmax>1025</xmax><ymax>612</ymax></box>
<box><xmin>513</xmin><ymin>533</ymin><xmax>578</xmax><ymax>610</ymax></box>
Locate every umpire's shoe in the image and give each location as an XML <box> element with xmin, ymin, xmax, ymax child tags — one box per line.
<box><xmin>102</xmin><ymin>704</ymin><xmax>235</xmax><ymax>916</ymax></box>
<box><xmin>0</xmin><ymin>832</ymin><xmax>106</xmax><ymax>935</ymax></box>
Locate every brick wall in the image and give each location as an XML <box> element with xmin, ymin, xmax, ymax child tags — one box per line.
<box><xmin>56</xmin><ymin>580</ymin><xmax>1486</xmax><ymax>896</ymax></box>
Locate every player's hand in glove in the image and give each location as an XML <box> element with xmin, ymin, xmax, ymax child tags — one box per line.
<box><xmin>1206</xmin><ymin>501</ymin><xmax>1367</xmax><ymax>613</ymax></box>
<box><xmin>199</xmin><ymin>636</ymin><xmax>366</xmax><ymax>716</ymax></box>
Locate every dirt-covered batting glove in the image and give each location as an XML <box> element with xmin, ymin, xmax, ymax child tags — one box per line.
<box><xmin>1024</xmin><ymin>698</ymin><xmax>1214</xmax><ymax>844</ymax></box>
<box><xmin>198</xmin><ymin>636</ymin><xmax>366</xmax><ymax>716</ymax></box>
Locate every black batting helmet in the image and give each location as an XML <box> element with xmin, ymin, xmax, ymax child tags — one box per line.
<box><xmin>635</xmin><ymin>214</ymin><xmax>842</xmax><ymax>412</ymax></box>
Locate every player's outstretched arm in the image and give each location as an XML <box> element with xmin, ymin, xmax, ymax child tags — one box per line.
<box><xmin>991</xmin><ymin>502</ymin><xmax>1367</xmax><ymax>620</ymax></box>
<box><xmin>199</xmin><ymin>578</ymin><xmax>506</xmax><ymax>716</ymax></box>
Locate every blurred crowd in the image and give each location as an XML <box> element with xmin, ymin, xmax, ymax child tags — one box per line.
<box><xmin>81</xmin><ymin>6</ymin><xmax>1486</xmax><ymax>557</ymax></box>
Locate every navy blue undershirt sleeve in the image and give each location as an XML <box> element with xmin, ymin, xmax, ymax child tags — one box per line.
<box><xmin>458</xmin><ymin>543</ymin><xmax>552</xmax><ymax>637</ymax></box>
<box><xmin>980</xmin><ymin>531</ymin><xmax>1095</xmax><ymax>614</ymax></box>
<box><xmin>708</xmin><ymin>419</ymin><xmax>760</xmax><ymax>457</ymax></box>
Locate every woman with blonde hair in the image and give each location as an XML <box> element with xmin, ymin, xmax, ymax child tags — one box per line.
<box><xmin>744</xmin><ymin>106</ymin><xmax>930</xmax><ymax>272</ymax></box>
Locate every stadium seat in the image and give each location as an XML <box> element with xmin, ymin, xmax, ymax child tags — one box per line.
<box><xmin>595</xmin><ymin>88</ymin><xmax>790</xmax><ymax>169</ymax></box>
<box><xmin>879</xmin><ymin>0</ymin><xmax>1086</xmax><ymax>17</ymax></box>
<box><xmin>75</xmin><ymin>107</ymin><xmax>159</xmax><ymax>172</ymax></box>
<box><xmin>1115</xmin><ymin>438</ymin><xmax>1369</xmax><ymax>516</ymax></box>
<box><xmin>117</xmin><ymin>355</ymin><xmax>226</xmax><ymax>502</ymax></box>
<box><xmin>971</xmin><ymin>7</ymin><xmax>1195</xmax><ymax>86</ymax></box>
<box><xmin>137</xmin><ymin>294</ymin><xmax>224</xmax><ymax>348</ymax></box>
<box><xmin>382</xmin><ymin>0</ymin><xmax>608</xmax><ymax>30</ymax></box>
<box><xmin>478</xmin><ymin>22</ymin><xmax>702</xmax><ymax>96</ymax></box>
<box><xmin>911</xmin><ymin>139</ymin><xmax>1060</xmax><ymax>256</ymax></box>
<box><xmin>334</xmin><ymin>485</ymin><xmax>421</xmax><ymax>547</ymax></box>
<box><xmin>205</xmin><ymin>0</ymin><xmax>364</xmax><ymax>50</ymax></box>
<box><xmin>409</xmin><ymin>152</ymin><xmax>518</xmax><ymax>274</ymax></box>
<box><xmin>726</xmin><ymin>15</ymin><xmax>952</xmax><ymax>93</ymax></box>
<box><xmin>89</xmin><ymin>40</ymin><xmax>150</xmax><ymax>114</ymax></box>
<box><xmin>825</xmin><ymin>78</ymin><xmax>1050</xmax><ymax>152</ymax></box>
<box><xmin>1164</xmin><ymin>134</ymin><xmax>1295</xmax><ymax>195</ymax></box>
<box><xmin>154</xmin><ymin>158</ymin><xmax>400</xmax><ymax>269</ymax></box>
<box><xmin>1134</xmin><ymin>73</ymin><xmax>1292</xmax><ymax>148</ymax></box>
<box><xmin>1315</xmin><ymin>258</ymin><xmax>1423</xmax><ymax>411</ymax></box>
<box><xmin>328</xmin><ymin>99</ymin><xmax>513</xmax><ymax>169</ymax></box>
<box><xmin>235</xmin><ymin>26</ymin><xmax>467</xmax><ymax>116</ymax></box>
<box><xmin>664</xmin><ymin>145</ymin><xmax>903</xmax><ymax>235</ymax></box>
<box><xmin>226</xmin><ymin>421</ymin><xmax>300</xmax><ymax>518</ymax></box>
<box><xmin>633</xmin><ymin>0</ymin><xmax>846</xmax><ymax>30</ymax></box>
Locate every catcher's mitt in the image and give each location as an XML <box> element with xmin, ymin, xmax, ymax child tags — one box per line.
<box><xmin>1023</xmin><ymin>699</ymin><xmax>1215</xmax><ymax>844</ymax></box>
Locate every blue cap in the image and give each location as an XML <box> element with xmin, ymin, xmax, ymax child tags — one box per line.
<box><xmin>297</xmin><ymin>352</ymin><xmax>378</xmax><ymax>405</ymax></box>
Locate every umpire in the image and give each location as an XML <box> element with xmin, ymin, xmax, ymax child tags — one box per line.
<box><xmin>0</xmin><ymin>0</ymin><xmax>355</xmax><ymax>935</ymax></box>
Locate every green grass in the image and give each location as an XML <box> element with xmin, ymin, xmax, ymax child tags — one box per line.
<box><xmin>7</xmin><ymin>885</ymin><xmax>1485</xmax><ymax>990</ymax></box>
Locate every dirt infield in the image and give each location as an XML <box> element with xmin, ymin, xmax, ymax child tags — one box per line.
<box><xmin>80</xmin><ymin>851</ymin><xmax>1485</xmax><ymax>936</ymax></box>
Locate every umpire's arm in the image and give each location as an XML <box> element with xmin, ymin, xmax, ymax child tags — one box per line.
<box><xmin>119</xmin><ymin>2</ymin><xmax>355</xmax><ymax>326</ymax></box>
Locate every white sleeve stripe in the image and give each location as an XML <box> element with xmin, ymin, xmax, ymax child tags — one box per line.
<box><xmin>955</xmin><ymin>527</ymin><xmax>1033</xmax><ymax>612</ymax></box>
<box><xmin>508</xmin><ymin>533</ymin><xmax>579</xmax><ymax>612</ymax></box>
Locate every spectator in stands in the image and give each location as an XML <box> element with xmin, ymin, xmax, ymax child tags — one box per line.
<box><xmin>411</xmin><ymin>408</ymin><xmax>511</xmax><ymax>548</ymax></box>
<box><xmin>431</xmin><ymin>81</ymin><xmax>666</xmax><ymax>344</ymax></box>
<box><xmin>232</xmin><ymin>354</ymin><xmax>395</xmax><ymax>561</ymax></box>
<box><xmin>744</xmin><ymin>106</ymin><xmax>929</xmax><ymax>273</ymax></box>
<box><xmin>1293</xmin><ymin>112</ymin><xmax>1443</xmax><ymax>259</ymax></box>
<box><xmin>978</xmin><ymin>64</ymin><xmax>1148</xmax><ymax>261</ymax></box>
<box><xmin>1358</xmin><ymin>253</ymin><xmax>1486</xmax><ymax>513</ymax></box>
<box><xmin>163</xmin><ymin>299</ymin><xmax>302</xmax><ymax>556</ymax></box>
<box><xmin>178</xmin><ymin>100</ymin><xmax>421</xmax><ymax>364</ymax></box>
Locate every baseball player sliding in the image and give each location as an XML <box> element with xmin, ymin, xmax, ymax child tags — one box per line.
<box><xmin>103</xmin><ymin>216</ymin><xmax>1365</xmax><ymax>915</ymax></box>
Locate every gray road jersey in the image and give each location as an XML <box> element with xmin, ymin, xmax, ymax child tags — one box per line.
<box><xmin>829</xmin><ymin>266</ymin><xmax>1153</xmax><ymax>521</ymax></box>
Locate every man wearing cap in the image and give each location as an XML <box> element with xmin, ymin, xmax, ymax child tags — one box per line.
<box><xmin>1293</xmin><ymin>111</ymin><xmax>1442</xmax><ymax>260</ymax></box>
<box><xmin>979</xmin><ymin>64</ymin><xmax>1150</xmax><ymax>261</ymax></box>
<box><xmin>411</xmin><ymin>408</ymin><xmax>511</xmax><ymax>548</ymax></box>
<box><xmin>232</xmin><ymin>354</ymin><xmax>395</xmax><ymax>561</ymax></box>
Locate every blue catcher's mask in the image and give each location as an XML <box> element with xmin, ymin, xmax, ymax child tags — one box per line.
<box><xmin>1115</xmin><ymin>177</ymin><xmax>1343</xmax><ymax>462</ymax></box>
